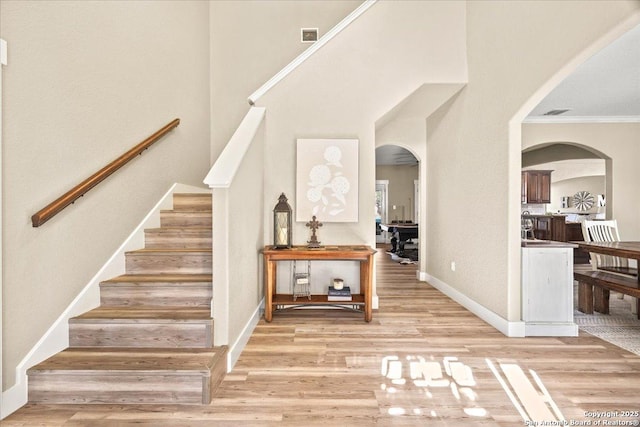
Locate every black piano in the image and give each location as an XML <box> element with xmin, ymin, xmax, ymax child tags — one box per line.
<box><xmin>380</xmin><ymin>222</ymin><xmax>418</xmax><ymax>256</ymax></box>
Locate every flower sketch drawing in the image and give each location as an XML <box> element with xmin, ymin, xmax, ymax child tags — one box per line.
<box><xmin>296</xmin><ymin>139</ymin><xmax>359</xmax><ymax>222</ymax></box>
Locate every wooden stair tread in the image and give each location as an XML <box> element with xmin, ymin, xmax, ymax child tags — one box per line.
<box><xmin>160</xmin><ymin>210</ymin><xmax>211</xmax><ymax>214</ymax></box>
<box><xmin>145</xmin><ymin>227</ymin><xmax>212</xmax><ymax>232</ymax></box>
<box><xmin>72</xmin><ymin>307</ymin><xmax>212</xmax><ymax>322</ymax></box>
<box><xmin>29</xmin><ymin>347</ymin><xmax>226</xmax><ymax>373</ymax></box>
<box><xmin>103</xmin><ymin>274</ymin><xmax>212</xmax><ymax>283</ymax></box>
<box><xmin>126</xmin><ymin>248</ymin><xmax>212</xmax><ymax>254</ymax></box>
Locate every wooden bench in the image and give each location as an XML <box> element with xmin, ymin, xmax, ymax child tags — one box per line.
<box><xmin>574</xmin><ymin>270</ymin><xmax>640</xmax><ymax>319</ymax></box>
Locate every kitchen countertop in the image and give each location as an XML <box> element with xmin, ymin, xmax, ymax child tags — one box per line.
<box><xmin>521</xmin><ymin>239</ymin><xmax>578</xmax><ymax>248</ymax></box>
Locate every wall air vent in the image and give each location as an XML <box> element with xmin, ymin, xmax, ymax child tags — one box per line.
<box><xmin>301</xmin><ymin>28</ymin><xmax>318</xmax><ymax>43</ymax></box>
<box><xmin>543</xmin><ymin>109</ymin><xmax>571</xmax><ymax>116</ymax></box>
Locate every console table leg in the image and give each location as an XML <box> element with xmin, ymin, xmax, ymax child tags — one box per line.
<box><xmin>265</xmin><ymin>259</ymin><xmax>275</xmax><ymax>322</ymax></box>
<box><xmin>361</xmin><ymin>256</ymin><xmax>373</xmax><ymax>322</ymax></box>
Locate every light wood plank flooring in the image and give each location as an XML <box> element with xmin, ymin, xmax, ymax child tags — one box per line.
<box><xmin>4</xmin><ymin>245</ymin><xmax>640</xmax><ymax>426</ymax></box>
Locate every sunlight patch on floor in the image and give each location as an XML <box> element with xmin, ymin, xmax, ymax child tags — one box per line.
<box><xmin>379</xmin><ymin>355</ymin><xmax>486</xmax><ymax>419</ymax></box>
<box><xmin>486</xmin><ymin>358</ymin><xmax>564</xmax><ymax>423</ymax></box>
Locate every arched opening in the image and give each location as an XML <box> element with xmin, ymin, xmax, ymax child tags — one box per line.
<box><xmin>508</xmin><ymin>17</ymin><xmax>640</xmax><ymax>335</ymax></box>
<box><xmin>522</xmin><ymin>142</ymin><xmax>610</xmax><ymax>221</ymax></box>
<box><xmin>375</xmin><ymin>144</ymin><xmax>421</xmax><ymax>264</ymax></box>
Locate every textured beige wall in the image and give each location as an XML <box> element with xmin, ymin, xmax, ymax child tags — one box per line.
<box><xmin>376</xmin><ymin>165</ymin><xmax>419</xmax><ymax>223</ymax></box>
<box><xmin>228</xmin><ymin>121</ymin><xmax>265</xmax><ymax>346</ymax></box>
<box><xmin>1</xmin><ymin>0</ymin><xmax>211</xmax><ymax>389</ymax></box>
<box><xmin>209</xmin><ymin>0</ymin><xmax>361</xmax><ymax>164</ymax></box>
<box><xmin>426</xmin><ymin>1</ymin><xmax>638</xmax><ymax>320</ymax></box>
<box><xmin>523</xmin><ymin>123</ymin><xmax>640</xmax><ymax>239</ymax></box>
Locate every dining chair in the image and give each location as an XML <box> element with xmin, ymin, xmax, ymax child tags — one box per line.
<box><xmin>581</xmin><ymin>220</ymin><xmax>637</xmax><ymax>276</ymax></box>
<box><xmin>581</xmin><ymin>219</ymin><xmax>638</xmax><ymax>313</ymax></box>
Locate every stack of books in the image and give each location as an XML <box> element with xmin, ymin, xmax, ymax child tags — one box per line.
<box><xmin>327</xmin><ymin>285</ymin><xmax>352</xmax><ymax>301</ymax></box>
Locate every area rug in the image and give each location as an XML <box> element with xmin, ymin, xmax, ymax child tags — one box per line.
<box><xmin>386</xmin><ymin>248</ymin><xmax>418</xmax><ymax>264</ymax></box>
<box><xmin>574</xmin><ymin>291</ymin><xmax>640</xmax><ymax>356</ymax></box>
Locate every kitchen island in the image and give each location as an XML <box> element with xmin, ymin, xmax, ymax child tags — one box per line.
<box><xmin>521</xmin><ymin>214</ymin><xmax>589</xmax><ymax>263</ymax></box>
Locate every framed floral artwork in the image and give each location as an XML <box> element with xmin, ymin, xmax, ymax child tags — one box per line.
<box><xmin>296</xmin><ymin>138</ymin><xmax>359</xmax><ymax>222</ymax></box>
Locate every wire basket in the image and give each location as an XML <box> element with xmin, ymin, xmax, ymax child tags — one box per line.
<box><xmin>292</xmin><ymin>261</ymin><xmax>311</xmax><ymax>301</ymax></box>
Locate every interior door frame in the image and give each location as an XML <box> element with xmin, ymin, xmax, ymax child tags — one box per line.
<box><xmin>376</xmin><ymin>180</ymin><xmax>389</xmax><ymax>243</ymax></box>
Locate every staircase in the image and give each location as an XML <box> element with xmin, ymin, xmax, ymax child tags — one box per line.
<box><xmin>27</xmin><ymin>193</ymin><xmax>227</xmax><ymax>405</ymax></box>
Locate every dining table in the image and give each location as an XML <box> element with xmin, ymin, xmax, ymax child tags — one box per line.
<box><xmin>575</xmin><ymin>241</ymin><xmax>640</xmax><ymax>263</ymax></box>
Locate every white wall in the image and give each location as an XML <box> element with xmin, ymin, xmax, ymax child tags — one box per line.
<box><xmin>256</xmin><ymin>0</ymin><xmax>467</xmax><ymax>252</ymax></box>
<box><xmin>209</xmin><ymin>0</ymin><xmax>361</xmax><ymax>164</ymax></box>
<box><xmin>1</xmin><ymin>0</ymin><xmax>211</xmax><ymax>390</ymax></box>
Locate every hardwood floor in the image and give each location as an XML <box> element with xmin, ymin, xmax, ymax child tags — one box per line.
<box><xmin>4</xmin><ymin>245</ymin><xmax>640</xmax><ymax>426</ymax></box>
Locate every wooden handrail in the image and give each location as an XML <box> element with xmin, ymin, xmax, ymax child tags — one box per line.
<box><xmin>31</xmin><ymin>118</ymin><xmax>180</xmax><ymax>227</ymax></box>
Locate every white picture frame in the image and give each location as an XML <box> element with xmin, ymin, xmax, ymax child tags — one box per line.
<box><xmin>296</xmin><ymin>138</ymin><xmax>359</xmax><ymax>222</ymax></box>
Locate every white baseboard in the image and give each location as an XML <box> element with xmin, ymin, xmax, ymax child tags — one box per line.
<box><xmin>524</xmin><ymin>323</ymin><xmax>578</xmax><ymax>337</ymax></box>
<box><xmin>227</xmin><ymin>300</ymin><xmax>262</xmax><ymax>372</ymax></box>
<box><xmin>1</xmin><ymin>183</ymin><xmax>208</xmax><ymax>419</ymax></box>
<box><xmin>425</xmin><ymin>273</ymin><xmax>525</xmax><ymax>337</ymax></box>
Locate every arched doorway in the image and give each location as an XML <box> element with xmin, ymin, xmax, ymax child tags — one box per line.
<box><xmin>375</xmin><ymin>144</ymin><xmax>421</xmax><ymax>262</ymax></box>
<box><xmin>508</xmin><ymin>18</ymin><xmax>640</xmax><ymax>332</ymax></box>
<box><xmin>522</xmin><ymin>142</ymin><xmax>611</xmax><ymax>220</ymax></box>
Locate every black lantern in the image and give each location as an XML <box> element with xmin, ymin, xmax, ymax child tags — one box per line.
<box><xmin>273</xmin><ymin>193</ymin><xmax>292</xmax><ymax>248</ymax></box>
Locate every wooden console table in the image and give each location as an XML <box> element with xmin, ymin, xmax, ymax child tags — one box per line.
<box><xmin>262</xmin><ymin>245</ymin><xmax>376</xmax><ymax>322</ymax></box>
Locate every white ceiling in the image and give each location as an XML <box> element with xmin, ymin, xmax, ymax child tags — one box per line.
<box><xmin>526</xmin><ymin>24</ymin><xmax>640</xmax><ymax>122</ymax></box>
<box><xmin>375</xmin><ymin>145</ymin><xmax>417</xmax><ymax>166</ymax></box>
<box><xmin>377</xmin><ymin>23</ymin><xmax>640</xmax><ymax>165</ymax></box>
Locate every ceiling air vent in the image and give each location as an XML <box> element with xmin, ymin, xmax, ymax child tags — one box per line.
<box><xmin>543</xmin><ymin>109</ymin><xmax>571</xmax><ymax>116</ymax></box>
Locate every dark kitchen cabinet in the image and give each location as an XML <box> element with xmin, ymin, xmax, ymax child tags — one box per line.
<box><xmin>522</xmin><ymin>170</ymin><xmax>552</xmax><ymax>204</ymax></box>
<box><xmin>534</xmin><ymin>216</ymin><xmax>551</xmax><ymax>240</ymax></box>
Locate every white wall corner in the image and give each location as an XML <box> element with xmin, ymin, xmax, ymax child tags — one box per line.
<box><xmin>425</xmin><ymin>273</ymin><xmax>525</xmax><ymax>337</ymax></box>
<box><xmin>227</xmin><ymin>299</ymin><xmax>263</xmax><ymax>372</ymax></box>
<box><xmin>211</xmin><ymin>187</ymin><xmax>230</xmax><ymax>346</ymax></box>
<box><xmin>0</xmin><ymin>39</ymin><xmax>7</xmax><ymax>66</ymax></box>
<box><xmin>417</xmin><ymin>270</ymin><xmax>428</xmax><ymax>281</ymax></box>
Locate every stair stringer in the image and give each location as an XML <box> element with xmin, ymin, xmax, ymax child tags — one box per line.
<box><xmin>0</xmin><ymin>182</ymin><xmax>210</xmax><ymax>418</ymax></box>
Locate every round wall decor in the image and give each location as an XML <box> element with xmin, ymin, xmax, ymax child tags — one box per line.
<box><xmin>573</xmin><ymin>191</ymin><xmax>595</xmax><ymax>211</ymax></box>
